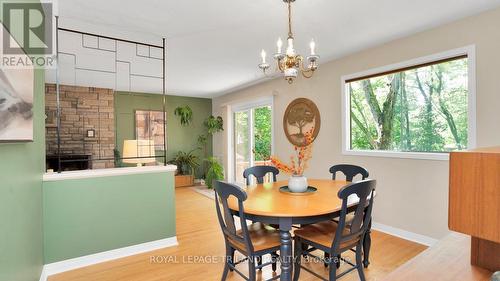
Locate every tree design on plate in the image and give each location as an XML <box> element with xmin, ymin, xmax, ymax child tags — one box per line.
<box><xmin>283</xmin><ymin>98</ymin><xmax>320</xmax><ymax>147</ymax></box>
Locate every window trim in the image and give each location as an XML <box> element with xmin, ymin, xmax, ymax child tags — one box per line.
<box><xmin>341</xmin><ymin>46</ymin><xmax>477</xmax><ymax>161</ymax></box>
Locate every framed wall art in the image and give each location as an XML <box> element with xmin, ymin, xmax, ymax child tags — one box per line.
<box><xmin>283</xmin><ymin>98</ymin><xmax>321</xmax><ymax>147</ymax></box>
<box><xmin>0</xmin><ymin>24</ymin><xmax>34</xmax><ymax>142</ymax></box>
<box><xmin>135</xmin><ymin>110</ymin><xmax>166</xmax><ymax>151</ymax></box>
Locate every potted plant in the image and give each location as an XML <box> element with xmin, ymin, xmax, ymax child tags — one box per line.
<box><xmin>174</xmin><ymin>105</ymin><xmax>193</xmax><ymax>126</ymax></box>
<box><xmin>270</xmin><ymin>127</ymin><xmax>315</xmax><ymax>193</ymax></box>
<box><xmin>204</xmin><ymin>115</ymin><xmax>224</xmax><ymax>134</ymax></box>
<box><xmin>170</xmin><ymin>150</ymin><xmax>200</xmax><ymax>187</ymax></box>
<box><xmin>196</xmin><ymin>115</ymin><xmax>224</xmax><ymax>179</ymax></box>
<box><xmin>205</xmin><ymin>157</ymin><xmax>224</xmax><ymax>189</ymax></box>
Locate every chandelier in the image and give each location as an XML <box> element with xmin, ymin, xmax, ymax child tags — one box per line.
<box><xmin>258</xmin><ymin>0</ymin><xmax>320</xmax><ymax>84</ymax></box>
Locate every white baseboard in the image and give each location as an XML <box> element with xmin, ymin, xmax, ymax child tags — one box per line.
<box><xmin>39</xmin><ymin>267</ymin><xmax>48</xmax><ymax>281</ymax></box>
<box><xmin>40</xmin><ymin>236</ymin><xmax>178</xmax><ymax>281</ymax></box>
<box><xmin>372</xmin><ymin>222</ymin><xmax>438</xmax><ymax>247</ymax></box>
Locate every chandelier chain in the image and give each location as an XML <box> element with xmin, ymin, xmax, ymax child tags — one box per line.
<box><xmin>288</xmin><ymin>1</ymin><xmax>293</xmax><ymax>38</ymax></box>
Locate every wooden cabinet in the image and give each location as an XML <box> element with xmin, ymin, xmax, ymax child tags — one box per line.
<box><xmin>471</xmin><ymin>237</ymin><xmax>500</xmax><ymax>272</ymax></box>
<box><xmin>449</xmin><ymin>146</ymin><xmax>500</xmax><ymax>242</ymax></box>
<box><xmin>449</xmin><ymin>146</ymin><xmax>500</xmax><ymax>271</ymax></box>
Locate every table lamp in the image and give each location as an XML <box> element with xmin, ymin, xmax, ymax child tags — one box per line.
<box><xmin>122</xmin><ymin>140</ymin><xmax>156</xmax><ymax>167</ymax></box>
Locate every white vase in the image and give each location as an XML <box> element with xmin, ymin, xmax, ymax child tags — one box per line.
<box><xmin>288</xmin><ymin>175</ymin><xmax>308</xmax><ymax>193</ymax></box>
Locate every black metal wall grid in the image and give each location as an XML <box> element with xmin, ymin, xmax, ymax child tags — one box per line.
<box><xmin>53</xmin><ymin>16</ymin><xmax>167</xmax><ymax>172</ymax></box>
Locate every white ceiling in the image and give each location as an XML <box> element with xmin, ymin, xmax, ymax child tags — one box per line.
<box><xmin>58</xmin><ymin>0</ymin><xmax>500</xmax><ymax>97</ymax></box>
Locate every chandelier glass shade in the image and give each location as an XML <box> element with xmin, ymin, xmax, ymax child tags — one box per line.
<box><xmin>258</xmin><ymin>0</ymin><xmax>319</xmax><ymax>84</ymax></box>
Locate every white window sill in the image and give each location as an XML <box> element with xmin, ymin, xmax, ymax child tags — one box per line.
<box><xmin>43</xmin><ymin>165</ymin><xmax>177</xmax><ymax>182</ymax></box>
<box><xmin>343</xmin><ymin>149</ymin><xmax>450</xmax><ymax>161</ymax></box>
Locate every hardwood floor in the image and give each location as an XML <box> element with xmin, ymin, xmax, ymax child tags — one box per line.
<box><xmin>49</xmin><ymin>187</ymin><xmax>427</xmax><ymax>281</ymax></box>
<box><xmin>383</xmin><ymin>233</ymin><xmax>492</xmax><ymax>281</ymax></box>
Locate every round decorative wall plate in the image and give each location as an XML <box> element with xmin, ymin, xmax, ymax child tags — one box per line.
<box><xmin>283</xmin><ymin>98</ymin><xmax>321</xmax><ymax>147</ymax></box>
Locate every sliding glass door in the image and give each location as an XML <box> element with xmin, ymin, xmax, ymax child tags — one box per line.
<box><xmin>233</xmin><ymin>103</ymin><xmax>273</xmax><ymax>185</ymax></box>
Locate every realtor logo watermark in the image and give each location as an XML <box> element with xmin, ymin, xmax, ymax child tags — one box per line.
<box><xmin>1</xmin><ymin>1</ymin><xmax>55</xmax><ymax>69</ymax></box>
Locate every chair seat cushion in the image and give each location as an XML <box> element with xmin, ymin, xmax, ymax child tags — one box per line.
<box><xmin>294</xmin><ymin>221</ymin><xmax>360</xmax><ymax>249</ymax></box>
<box><xmin>229</xmin><ymin>222</ymin><xmax>281</xmax><ymax>253</ymax></box>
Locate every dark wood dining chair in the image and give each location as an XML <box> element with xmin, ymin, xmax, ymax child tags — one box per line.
<box><xmin>293</xmin><ymin>179</ymin><xmax>376</xmax><ymax>281</ymax></box>
<box><xmin>243</xmin><ymin>165</ymin><xmax>281</xmax><ymax>267</ymax></box>
<box><xmin>328</xmin><ymin>164</ymin><xmax>371</xmax><ymax>268</ymax></box>
<box><xmin>214</xmin><ymin>180</ymin><xmax>280</xmax><ymax>281</ymax></box>
<box><xmin>243</xmin><ymin>166</ymin><xmax>279</xmax><ymax>185</ymax></box>
<box><xmin>330</xmin><ymin>164</ymin><xmax>369</xmax><ymax>182</ymax></box>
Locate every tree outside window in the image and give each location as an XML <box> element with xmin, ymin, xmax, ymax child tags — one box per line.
<box><xmin>348</xmin><ymin>57</ymin><xmax>468</xmax><ymax>153</ymax></box>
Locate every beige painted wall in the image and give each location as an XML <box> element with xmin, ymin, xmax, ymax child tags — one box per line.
<box><xmin>212</xmin><ymin>7</ymin><xmax>500</xmax><ymax>239</ymax></box>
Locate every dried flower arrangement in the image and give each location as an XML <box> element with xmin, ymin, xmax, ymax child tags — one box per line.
<box><xmin>270</xmin><ymin>127</ymin><xmax>314</xmax><ymax>176</ymax></box>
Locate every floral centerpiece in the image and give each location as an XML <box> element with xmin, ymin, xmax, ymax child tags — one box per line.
<box><xmin>270</xmin><ymin>127</ymin><xmax>314</xmax><ymax>192</ymax></box>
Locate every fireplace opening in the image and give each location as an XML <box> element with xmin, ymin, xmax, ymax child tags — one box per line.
<box><xmin>46</xmin><ymin>154</ymin><xmax>92</xmax><ymax>172</ymax></box>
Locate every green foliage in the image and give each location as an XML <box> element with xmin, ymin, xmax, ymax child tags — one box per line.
<box><xmin>349</xmin><ymin>58</ymin><xmax>468</xmax><ymax>153</ymax></box>
<box><xmin>197</xmin><ymin>134</ymin><xmax>208</xmax><ymax>148</ymax></box>
<box><xmin>170</xmin><ymin>150</ymin><xmax>200</xmax><ymax>175</ymax></box>
<box><xmin>254</xmin><ymin>106</ymin><xmax>272</xmax><ymax>161</ymax></box>
<box><xmin>196</xmin><ymin>115</ymin><xmax>224</xmax><ymax>178</ymax></box>
<box><xmin>113</xmin><ymin>148</ymin><xmax>123</xmax><ymax>167</ymax></box>
<box><xmin>204</xmin><ymin>115</ymin><xmax>224</xmax><ymax>134</ymax></box>
<box><xmin>171</xmin><ymin>109</ymin><xmax>224</xmax><ymax>178</ymax></box>
<box><xmin>233</xmin><ymin>107</ymin><xmax>272</xmax><ymax>165</ymax></box>
<box><xmin>174</xmin><ymin>106</ymin><xmax>193</xmax><ymax>126</ymax></box>
<box><xmin>196</xmin><ymin>134</ymin><xmax>209</xmax><ymax>178</ymax></box>
<box><xmin>205</xmin><ymin>157</ymin><xmax>224</xmax><ymax>189</ymax></box>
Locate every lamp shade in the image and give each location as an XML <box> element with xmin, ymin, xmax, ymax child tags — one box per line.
<box><xmin>122</xmin><ymin>140</ymin><xmax>156</xmax><ymax>165</ymax></box>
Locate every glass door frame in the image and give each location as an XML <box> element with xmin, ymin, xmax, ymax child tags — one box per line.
<box><xmin>228</xmin><ymin>97</ymin><xmax>274</xmax><ymax>184</ymax></box>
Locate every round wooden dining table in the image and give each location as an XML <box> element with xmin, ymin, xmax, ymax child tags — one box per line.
<box><xmin>228</xmin><ymin>179</ymin><xmax>372</xmax><ymax>281</ymax></box>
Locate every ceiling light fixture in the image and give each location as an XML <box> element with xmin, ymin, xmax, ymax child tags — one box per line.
<box><xmin>258</xmin><ymin>0</ymin><xmax>320</xmax><ymax>84</ymax></box>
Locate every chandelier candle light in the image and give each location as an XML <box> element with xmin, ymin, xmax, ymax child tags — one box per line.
<box><xmin>259</xmin><ymin>0</ymin><xmax>320</xmax><ymax>84</ymax></box>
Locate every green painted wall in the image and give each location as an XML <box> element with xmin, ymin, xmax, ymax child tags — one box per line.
<box><xmin>164</xmin><ymin>95</ymin><xmax>213</xmax><ymax>161</ymax></box>
<box><xmin>0</xmin><ymin>70</ymin><xmax>45</xmax><ymax>281</ymax></box>
<box><xmin>115</xmin><ymin>92</ymin><xmax>213</xmax><ymax>175</ymax></box>
<box><xmin>0</xmin><ymin>1</ymin><xmax>45</xmax><ymax>280</ymax></box>
<box><xmin>43</xmin><ymin>171</ymin><xmax>176</xmax><ymax>263</ymax></box>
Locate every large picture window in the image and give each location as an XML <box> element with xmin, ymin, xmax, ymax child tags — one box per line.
<box><xmin>342</xmin><ymin>48</ymin><xmax>475</xmax><ymax>160</ymax></box>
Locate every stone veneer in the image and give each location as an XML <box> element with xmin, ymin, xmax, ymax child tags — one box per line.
<box><xmin>45</xmin><ymin>84</ymin><xmax>115</xmax><ymax>169</ymax></box>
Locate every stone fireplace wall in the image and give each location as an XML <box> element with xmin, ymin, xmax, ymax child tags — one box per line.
<box><xmin>45</xmin><ymin>84</ymin><xmax>115</xmax><ymax>169</ymax></box>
